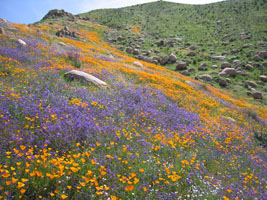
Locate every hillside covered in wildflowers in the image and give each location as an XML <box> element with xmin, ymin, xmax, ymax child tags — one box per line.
<box><xmin>0</xmin><ymin>8</ymin><xmax>266</xmax><ymax>200</ymax></box>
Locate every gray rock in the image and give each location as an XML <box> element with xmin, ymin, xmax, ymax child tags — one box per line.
<box><xmin>200</xmin><ymin>63</ymin><xmax>207</xmax><ymax>68</ymax></box>
<box><xmin>221</xmin><ymin>68</ymin><xmax>237</xmax><ymax>76</ymax></box>
<box><xmin>58</xmin><ymin>42</ymin><xmax>66</xmax><ymax>46</ymax></box>
<box><xmin>252</xmin><ymin>91</ymin><xmax>263</xmax><ymax>100</ymax></box>
<box><xmin>213</xmin><ymin>56</ymin><xmax>226</xmax><ymax>61</ymax></box>
<box><xmin>238</xmin><ymin>71</ymin><xmax>249</xmax><ymax>77</ymax></box>
<box><xmin>245</xmin><ymin>64</ymin><xmax>254</xmax><ymax>70</ymax></box>
<box><xmin>259</xmin><ymin>75</ymin><xmax>267</xmax><ymax>82</ymax></box>
<box><xmin>169</xmin><ymin>53</ymin><xmax>177</xmax><ymax>63</ymax></box>
<box><xmin>231</xmin><ymin>49</ymin><xmax>239</xmax><ymax>54</ymax></box>
<box><xmin>254</xmin><ymin>55</ymin><xmax>261</xmax><ymax>61</ymax></box>
<box><xmin>0</xmin><ymin>27</ymin><xmax>5</xmax><ymax>34</ymax></box>
<box><xmin>258</xmin><ymin>51</ymin><xmax>267</xmax><ymax>59</ymax></box>
<box><xmin>117</xmin><ymin>36</ymin><xmax>124</xmax><ymax>41</ymax></box>
<box><xmin>221</xmin><ymin>62</ymin><xmax>231</xmax><ymax>69</ymax></box>
<box><xmin>188</xmin><ymin>68</ymin><xmax>195</xmax><ymax>73</ymax></box>
<box><xmin>156</xmin><ymin>40</ymin><xmax>164</xmax><ymax>47</ymax></box>
<box><xmin>219</xmin><ymin>72</ymin><xmax>227</xmax><ymax>77</ymax></box>
<box><xmin>198</xmin><ymin>66</ymin><xmax>207</xmax><ymax>71</ymax></box>
<box><xmin>64</xmin><ymin>70</ymin><xmax>108</xmax><ymax>87</ymax></box>
<box><xmin>152</xmin><ymin>57</ymin><xmax>160</xmax><ymax>62</ymax></box>
<box><xmin>189</xmin><ymin>45</ymin><xmax>197</xmax><ymax>50</ymax></box>
<box><xmin>199</xmin><ymin>74</ymin><xmax>213</xmax><ymax>81</ymax></box>
<box><xmin>247</xmin><ymin>50</ymin><xmax>254</xmax><ymax>57</ymax></box>
<box><xmin>181</xmin><ymin>70</ymin><xmax>190</xmax><ymax>76</ymax></box>
<box><xmin>160</xmin><ymin>57</ymin><xmax>169</xmax><ymax>65</ymax></box>
<box><xmin>212</xmin><ymin>65</ymin><xmax>218</xmax><ymax>68</ymax></box>
<box><xmin>126</xmin><ymin>47</ymin><xmax>133</xmax><ymax>54</ymax></box>
<box><xmin>17</xmin><ymin>39</ymin><xmax>27</xmax><ymax>46</ymax></box>
<box><xmin>56</xmin><ymin>27</ymin><xmax>78</xmax><ymax>38</ymax></box>
<box><xmin>219</xmin><ymin>79</ymin><xmax>227</xmax><ymax>87</ymax></box>
<box><xmin>222</xmin><ymin>52</ymin><xmax>228</xmax><ymax>56</ymax></box>
<box><xmin>64</xmin><ymin>26</ymin><xmax>69</xmax><ymax>32</ymax></box>
<box><xmin>175</xmin><ymin>61</ymin><xmax>187</xmax><ymax>71</ymax></box>
<box><xmin>167</xmin><ymin>40</ymin><xmax>174</xmax><ymax>47</ymax></box>
<box><xmin>187</xmin><ymin>51</ymin><xmax>196</xmax><ymax>56</ymax></box>
<box><xmin>133</xmin><ymin>61</ymin><xmax>143</xmax><ymax>68</ymax></box>
<box><xmin>133</xmin><ymin>49</ymin><xmax>140</xmax><ymax>55</ymax></box>
<box><xmin>246</xmin><ymin>81</ymin><xmax>257</xmax><ymax>88</ymax></box>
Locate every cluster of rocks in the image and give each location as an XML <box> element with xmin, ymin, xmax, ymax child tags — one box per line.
<box><xmin>104</xmin><ymin>30</ymin><xmax>266</xmax><ymax>101</ymax></box>
<box><xmin>42</xmin><ymin>9</ymin><xmax>75</xmax><ymax>21</ymax></box>
<box><xmin>56</xmin><ymin>26</ymin><xmax>78</xmax><ymax>38</ymax></box>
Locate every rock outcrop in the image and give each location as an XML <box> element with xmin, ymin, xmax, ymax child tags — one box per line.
<box><xmin>42</xmin><ymin>9</ymin><xmax>75</xmax><ymax>20</ymax></box>
<box><xmin>56</xmin><ymin>26</ymin><xmax>78</xmax><ymax>38</ymax></box>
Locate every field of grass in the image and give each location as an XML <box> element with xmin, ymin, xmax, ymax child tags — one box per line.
<box><xmin>0</xmin><ymin>7</ymin><xmax>267</xmax><ymax>200</ymax></box>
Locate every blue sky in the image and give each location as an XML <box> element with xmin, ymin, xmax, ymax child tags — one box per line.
<box><xmin>0</xmin><ymin>0</ymin><xmax>223</xmax><ymax>24</ymax></box>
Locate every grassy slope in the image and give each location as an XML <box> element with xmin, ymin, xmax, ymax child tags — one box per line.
<box><xmin>0</xmin><ymin>6</ymin><xmax>267</xmax><ymax>200</ymax></box>
<box><xmin>81</xmin><ymin>0</ymin><xmax>267</xmax><ymax>102</ymax></box>
<box><xmin>82</xmin><ymin>0</ymin><xmax>267</xmax><ymax>41</ymax></box>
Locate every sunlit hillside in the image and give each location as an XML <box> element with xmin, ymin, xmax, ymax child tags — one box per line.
<box><xmin>0</xmin><ymin>6</ymin><xmax>266</xmax><ymax>200</ymax></box>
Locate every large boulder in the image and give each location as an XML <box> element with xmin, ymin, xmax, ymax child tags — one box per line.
<box><xmin>254</xmin><ymin>55</ymin><xmax>261</xmax><ymax>61</ymax></box>
<box><xmin>64</xmin><ymin>70</ymin><xmax>108</xmax><ymax>87</ymax></box>
<box><xmin>175</xmin><ymin>61</ymin><xmax>187</xmax><ymax>71</ymax></box>
<box><xmin>17</xmin><ymin>39</ymin><xmax>27</xmax><ymax>46</ymax></box>
<box><xmin>246</xmin><ymin>80</ymin><xmax>257</xmax><ymax>88</ymax></box>
<box><xmin>168</xmin><ymin>53</ymin><xmax>177</xmax><ymax>63</ymax></box>
<box><xmin>126</xmin><ymin>47</ymin><xmax>133</xmax><ymax>54</ymax></box>
<box><xmin>221</xmin><ymin>68</ymin><xmax>237</xmax><ymax>76</ymax></box>
<box><xmin>259</xmin><ymin>75</ymin><xmax>267</xmax><ymax>82</ymax></box>
<box><xmin>258</xmin><ymin>51</ymin><xmax>267</xmax><ymax>59</ymax></box>
<box><xmin>133</xmin><ymin>49</ymin><xmax>140</xmax><ymax>55</ymax></box>
<box><xmin>160</xmin><ymin>57</ymin><xmax>169</xmax><ymax>65</ymax></box>
<box><xmin>218</xmin><ymin>79</ymin><xmax>227</xmax><ymax>87</ymax></box>
<box><xmin>252</xmin><ymin>91</ymin><xmax>263</xmax><ymax>100</ymax></box>
<box><xmin>221</xmin><ymin>62</ymin><xmax>231</xmax><ymax>69</ymax></box>
<box><xmin>199</xmin><ymin>74</ymin><xmax>213</xmax><ymax>81</ymax></box>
